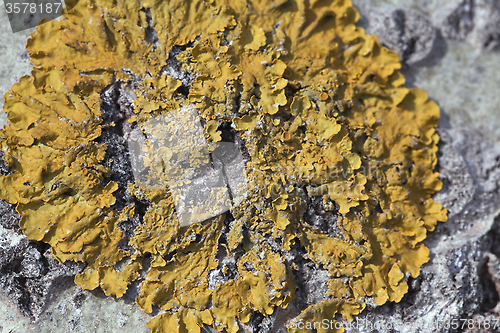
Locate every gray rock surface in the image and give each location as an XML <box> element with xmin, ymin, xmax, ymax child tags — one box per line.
<box><xmin>368</xmin><ymin>7</ymin><xmax>437</xmax><ymax>65</ymax></box>
<box><xmin>433</xmin><ymin>0</ymin><xmax>474</xmax><ymax>41</ymax></box>
<box><xmin>470</xmin><ymin>0</ymin><xmax>500</xmax><ymax>50</ymax></box>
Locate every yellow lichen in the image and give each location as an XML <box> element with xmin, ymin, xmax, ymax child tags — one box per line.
<box><xmin>0</xmin><ymin>0</ymin><xmax>447</xmax><ymax>332</ymax></box>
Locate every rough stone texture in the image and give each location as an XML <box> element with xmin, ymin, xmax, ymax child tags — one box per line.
<box><xmin>0</xmin><ymin>281</ymin><xmax>153</xmax><ymax>333</ymax></box>
<box><xmin>0</xmin><ymin>197</ymin><xmax>19</xmax><ymax>230</ymax></box>
<box><xmin>471</xmin><ymin>0</ymin><xmax>500</xmax><ymax>50</ymax></box>
<box><xmin>368</xmin><ymin>7</ymin><xmax>437</xmax><ymax>65</ymax></box>
<box><xmin>361</xmin><ymin>0</ymin><xmax>500</xmax><ymax>54</ymax></box>
<box><xmin>433</xmin><ymin>0</ymin><xmax>474</xmax><ymax>41</ymax></box>
<box><xmin>1</xmin><ymin>0</ymin><xmax>500</xmax><ymax>332</ymax></box>
<box><xmin>431</xmin><ymin>0</ymin><xmax>500</xmax><ymax>50</ymax></box>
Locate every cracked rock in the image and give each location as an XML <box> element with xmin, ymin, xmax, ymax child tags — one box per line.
<box><xmin>471</xmin><ymin>0</ymin><xmax>500</xmax><ymax>49</ymax></box>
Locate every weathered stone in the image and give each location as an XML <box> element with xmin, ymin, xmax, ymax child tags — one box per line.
<box><xmin>433</xmin><ymin>0</ymin><xmax>474</xmax><ymax>40</ymax></box>
<box><xmin>368</xmin><ymin>7</ymin><xmax>437</xmax><ymax>65</ymax></box>
<box><xmin>470</xmin><ymin>0</ymin><xmax>500</xmax><ymax>50</ymax></box>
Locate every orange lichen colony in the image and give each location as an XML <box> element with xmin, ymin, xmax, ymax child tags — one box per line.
<box><xmin>0</xmin><ymin>0</ymin><xmax>447</xmax><ymax>332</ymax></box>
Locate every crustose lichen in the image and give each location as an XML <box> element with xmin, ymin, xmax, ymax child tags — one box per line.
<box><xmin>0</xmin><ymin>0</ymin><xmax>447</xmax><ymax>332</ymax></box>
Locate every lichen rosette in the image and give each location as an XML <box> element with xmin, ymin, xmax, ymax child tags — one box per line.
<box><xmin>0</xmin><ymin>0</ymin><xmax>447</xmax><ymax>332</ymax></box>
